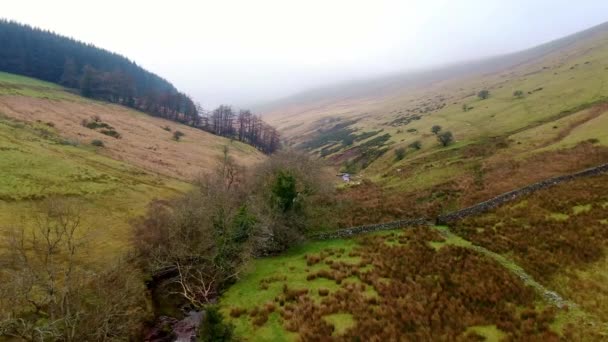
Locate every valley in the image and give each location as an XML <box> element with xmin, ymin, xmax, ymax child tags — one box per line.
<box><xmin>2</xmin><ymin>10</ymin><xmax>608</xmax><ymax>342</ymax></box>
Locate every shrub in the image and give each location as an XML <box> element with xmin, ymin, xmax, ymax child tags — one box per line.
<box><xmin>198</xmin><ymin>306</ymin><xmax>235</xmax><ymax>342</ymax></box>
<box><xmin>45</xmin><ymin>121</ymin><xmax>55</xmax><ymax>127</ymax></box>
<box><xmin>462</xmin><ymin>104</ymin><xmax>469</xmax><ymax>112</ymax></box>
<box><xmin>91</xmin><ymin>139</ymin><xmax>104</xmax><ymax>147</ymax></box>
<box><xmin>59</xmin><ymin>139</ymin><xmax>79</xmax><ymax>146</ymax></box>
<box><xmin>437</xmin><ymin>131</ymin><xmax>454</xmax><ymax>147</ymax></box>
<box><xmin>513</xmin><ymin>90</ymin><xmax>524</xmax><ymax>98</ymax></box>
<box><xmin>163</xmin><ymin>125</ymin><xmax>172</xmax><ymax>132</ymax></box>
<box><xmin>431</xmin><ymin>125</ymin><xmax>442</xmax><ymax>135</ymax></box>
<box><xmin>100</xmin><ymin>129</ymin><xmax>121</xmax><ymax>139</ymax></box>
<box><xmin>173</xmin><ymin>130</ymin><xmax>185</xmax><ymax>141</ymax></box>
<box><xmin>409</xmin><ymin>140</ymin><xmax>422</xmax><ymax>150</ymax></box>
<box><xmin>478</xmin><ymin>90</ymin><xmax>490</xmax><ymax>99</ymax></box>
<box><xmin>394</xmin><ymin>147</ymin><xmax>406</xmax><ymax>161</ymax></box>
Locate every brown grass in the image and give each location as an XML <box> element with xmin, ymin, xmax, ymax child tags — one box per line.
<box><xmin>454</xmin><ymin>173</ymin><xmax>608</xmax><ymax>281</ymax></box>
<box><xmin>273</xmin><ymin>227</ymin><xmax>562</xmax><ymax>340</ymax></box>
<box><xmin>0</xmin><ymin>96</ymin><xmax>265</xmax><ymax>180</ymax></box>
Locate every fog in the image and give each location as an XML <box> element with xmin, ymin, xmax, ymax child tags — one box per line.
<box><xmin>4</xmin><ymin>0</ymin><xmax>608</xmax><ymax>108</ymax></box>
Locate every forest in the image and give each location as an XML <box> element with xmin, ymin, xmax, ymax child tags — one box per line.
<box><xmin>0</xmin><ymin>20</ymin><xmax>280</xmax><ymax>153</ymax></box>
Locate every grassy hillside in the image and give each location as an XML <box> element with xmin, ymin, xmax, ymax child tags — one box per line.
<box><xmin>0</xmin><ymin>71</ymin><xmax>265</xmax><ymax>260</ymax></box>
<box><xmin>0</xmin><ymin>72</ymin><xmax>265</xmax><ymax>180</ymax></box>
<box><xmin>221</xmin><ymin>173</ymin><xmax>608</xmax><ymax>340</ymax></box>
<box><xmin>263</xmin><ymin>21</ymin><xmax>608</xmax><ymax>225</ymax></box>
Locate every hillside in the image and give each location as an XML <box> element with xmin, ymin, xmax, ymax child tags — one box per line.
<box><xmin>220</xmin><ymin>170</ymin><xmax>608</xmax><ymax>340</ymax></box>
<box><xmin>262</xmin><ymin>21</ymin><xmax>608</xmax><ymax>225</ymax></box>
<box><xmin>0</xmin><ymin>71</ymin><xmax>264</xmax><ymax>259</ymax></box>
<box><xmin>0</xmin><ymin>72</ymin><xmax>264</xmax><ymax>180</ymax></box>
<box><xmin>0</xmin><ymin>20</ymin><xmax>198</xmax><ymax>124</ymax></box>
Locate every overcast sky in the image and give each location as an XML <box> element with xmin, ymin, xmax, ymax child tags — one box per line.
<box><xmin>4</xmin><ymin>0</ymin><xmax>608</xmax><ymax>108</ymax></box>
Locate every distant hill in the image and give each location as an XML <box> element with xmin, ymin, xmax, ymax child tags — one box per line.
<box><xmin>262</xmin><ymin>21</ymin><xmax>608</xmax><ymax>116</ymax></box>
<box><xmin>0</xmin><ymin>20</ymin><xmax>198</xmax><ymax>124</ymax></box>
<box><xmin>260</xmin><ymin>20</ymin><xmax>608</xmax><ymax>225</ymax></box>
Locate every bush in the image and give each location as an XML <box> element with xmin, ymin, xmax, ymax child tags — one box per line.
<box><xmin>163</xmin><ymin>125</ymin><xmax>172</xmax><ymax>132</ymax></box>
<box><xmin>100</xmin><ymin>129</ymin><xmax>121</xmax><ymax>139</ymax></box>
<box><xmin>409</xmin><ymin>140</ymin><xmax>422</xmax><ymax>150</ymax></box>
<box><xmin>45</xmin><ymin>121</ymin><xmax>55</xmax><ymax>127</ymax></box>
<box><xmin>478</xmin><ymin>90</ymin><xmax>490</xmax><ymax>100</ymax></box>
<box><xmin>91</xmin><ymin>139</ymin><xmax>104</xmax><ymax>147</ymax></box>
<box><xmin>431</xmin><ymin>125</ymin><xmax>442</xmax><ymax>135</ymax></box>
<box><xmin>59</xmin><ymin>139</ymin><xmax>79</xmax><ymax>146</ymax></box>
<box><xmin>198</xmin><ymin>306</ymin><xmax>235</xmax><ymax>342</ymax></box>
<box><xmin>394</xmin><ymin>147</ymin><xmax>406</xmax><ymax>161</ymax></box>
<box><xmin>437</xmin><ymin>131</ymin><xmax>454</xmax><ymax>147</ymax></box>
<box><xmin>173</xmin><ymin>130</ymin><xmax>185</xmax><ymax>141</ymax></box>
<box><xmin>513</xmin><ymin>90</ymin><xmax>524</xmax><ymax>98</ymax></box>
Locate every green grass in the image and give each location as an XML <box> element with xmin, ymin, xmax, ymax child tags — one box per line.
<box><xmin>572</xmin><ymin>204</ymin><xmax>592</xmax><ymax>215</ymax></box>
<box><xmin>220</xmin><ymin>238</ymin><xmax>359</xmax><ymax>341</ymax></box>
<box><xmin>465</xmin><ymin>325</ymin><xmax>507</xmax><ymax>341</ymax></box>
<box><xmin>222</xmin><ymin>226</ymin><xmax>584</xmax><ymax>340</ymax></box>
<box><xmin>322</xmin><ymin>313</ymin><xmax>355</xmax><ymax>336</ymax></box>
<box><xmin>0</xmin><ymin>114</ymin><xmax>190</xmax><ymax>261</ymax></box>
<box><xmin>0</xmin><ymin>71</ymin><xmax>80</xmax><ymax>100</ymax></box>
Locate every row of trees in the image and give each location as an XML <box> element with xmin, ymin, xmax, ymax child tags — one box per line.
<box><xmin>0</xmin><ymin>20</ymin><xmax>280</xmax><ymax>153</ymax></box>
<box><xmin>0</xmin><ymin>20</ymin><xmax>199</xmax><ymax>122</ymax></box>
<box><xmin>199</xmin><ymin>105</ymin><xmax>280</xmax><ymax>154</ymax></box>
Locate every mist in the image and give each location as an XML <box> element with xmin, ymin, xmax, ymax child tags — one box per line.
<box><xmin>3</xmin><ymin>0</ymin><xmax>608</xmax><ymax>109</ymax></box>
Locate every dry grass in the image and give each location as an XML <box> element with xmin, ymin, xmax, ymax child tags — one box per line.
<box><xmin>453</xmin><ymin>174</ymin><xmax>608</xmax><ymax>324</ymax></box>
<box><xmin>0</xmin><ymin>96</ymin><xmax>265</xmax><ymax>180</ymax></box>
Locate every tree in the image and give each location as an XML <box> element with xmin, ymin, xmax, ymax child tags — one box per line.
<box><xmin>431</xmin><ymin>125</ymin><xmax>442</xmax><ymax>135</ymax></box>
<box><xmin>478</xmin><ymin>90</ymin><xmax>490</xmax><ymax>100</ymax></box>
<box><xmin>59</xmin><ymin>58</ymin><xmax>79</xmax><ymax>88</ymax></box>
<box><xmin>79</xmin><ymin>65</ymin><xmax>96</xmax><ymax>98</ymax></box>
<box><xmin>271</xmin><ymin>171</ymin><xmax>298</xmax><ymax>212</ymax></box>
<box><xmin>437</xmin><ymin>131</ymin><xmax>454</xmax><ymax>147</ymax></box>
<box><xmin>0</xmin><ymin>198</ymin><xmax>146</xmax><ymax>340</ymax></box>
<box><xmin>462</xmin><ymin>104</ymin><xmax>469</xmax><ymax>112</ymax></box>
<box><xmin>513</xmin><ymin>90</ymin><xmax>524</xmax><ymax>98</ymax></box>
<box><xmin>409</xmin><ymin>140</ymin><xmax>422</xmax><ymax>150</ymax></box>
<box><xmin>173</xmin><ymin>130</ymin><xmax>185</xmax><ymax>141</ymax></box>
<box><xmin>394</xmin><ymin>147</ymin><xmax>406</xmax><ymax>161</ymax></box>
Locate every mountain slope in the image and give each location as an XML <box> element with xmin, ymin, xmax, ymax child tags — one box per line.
<box><xmin>0</xmin><ymin>20</ymin><xmax>198</xmax><ymax>124</ymax></box>
<box><xmin>0</xmin><ymin>72</ymin><xmax>265</xmax><ymax>180</ymax></box>
<box><xmin>0</xmin><ymin>71</ymin><xmax>265</xmax><ymax>263</ymax></box>
<box><xmin>262</xmin><ymin>21</ymin><xmax>608</xmax><ymax>226</ymax></box>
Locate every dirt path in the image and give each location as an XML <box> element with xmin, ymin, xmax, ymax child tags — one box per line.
<box><xmin>537</xmin><ymin>102</ymin><xmax>608</xmax><ymax>148</ymax></box>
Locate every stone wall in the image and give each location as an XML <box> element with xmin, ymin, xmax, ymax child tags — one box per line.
<box><xmin>436</xmin><ymin>162</ymin><xmax>608</xmax><ymax>224</ymax></box>
<box><xmin>311</xmin><ymin>218</ymin><xmax>431</xmax><ymax>240</ymax></box>
<box><xmin>312</xmin><ymin>162</ymin><xmax>608</xmax><ymax>240</ymax></box>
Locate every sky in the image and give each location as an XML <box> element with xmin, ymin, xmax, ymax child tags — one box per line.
<box><xmin>3</xmin><ymin>0</ymin><xmax>608</xmax><ymax>108</ymax></box>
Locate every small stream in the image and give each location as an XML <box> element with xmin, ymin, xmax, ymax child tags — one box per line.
<box><xmin>143</xmin><ymin>273</ymin><xmax>206</xmax><ymax>342</ymax></box>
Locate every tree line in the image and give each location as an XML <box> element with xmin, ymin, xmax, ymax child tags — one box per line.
<box><xmin>198</xmin><ymin>105</ymin><xmax>280</xmax><ymax>153</ymax></box>
<box><xmin>0</xmin><ymin>20</ymin><xmax>199</xmax><ymax>123</ymax></box>
<box><xmin>0</xmin><ymin>20</ymin><xmax>279</xmax><ymax>153</ymax></box>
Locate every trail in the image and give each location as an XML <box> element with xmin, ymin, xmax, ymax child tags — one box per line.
<box><xmin>433</xmin><ymin>226</ymin><xmax>573</xmax><ymax>309</ymax></box>
<box><xmin>536</xmin><ymin>102</ymin><xmax>608</xmax><ymax>149</ymax></box>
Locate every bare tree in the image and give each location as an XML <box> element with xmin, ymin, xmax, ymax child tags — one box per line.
<box><xmin>0</xmin><ymin>198</ymin><xmax>146</xmax><ymax>341</ymax></box>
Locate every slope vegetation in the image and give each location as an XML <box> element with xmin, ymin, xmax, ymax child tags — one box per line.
<box><xmin>264</xmin><ymin>21</ymin><xmax>608</xmax><ymax>225</ymax></box>
<box><xmin>0</xmin><ymin>71</ymin><xmax>264</xmax><ymax>258</ymax></box>
<box><xmin>0</xmin><ymin>72</ymin><xmax>264</xmax><ymax>180</ymax></box>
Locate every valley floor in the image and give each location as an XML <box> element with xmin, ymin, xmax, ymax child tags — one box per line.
<box><xmin>221</xmin><ymin>173</ymin><xmax>608</xmax><ymax>341</ymax></box>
